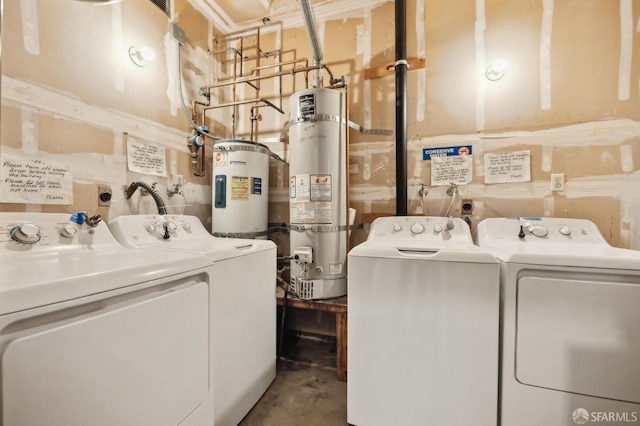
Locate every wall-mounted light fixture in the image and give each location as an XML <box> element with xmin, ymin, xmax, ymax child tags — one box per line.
<box><xmin>485</xmin><ymin>59</ymin><xmax>506</xmax><ymax>81</ymax></box>
<box><xmin>128</xmin><ymin>46</ymin><xmax>155</xmax><ymax>67</ymax></box>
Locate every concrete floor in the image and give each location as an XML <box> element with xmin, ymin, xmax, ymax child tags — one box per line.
<box><xmin>239</xmin><ymin>334</ymin><xmax>347</xmax><ymax>426</ymax></box>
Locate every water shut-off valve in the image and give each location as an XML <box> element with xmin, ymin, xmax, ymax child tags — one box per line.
<box><xmin>190</xmin><ymin>126</ymin><xmax>208</xmax><ymax>148</ymax></box>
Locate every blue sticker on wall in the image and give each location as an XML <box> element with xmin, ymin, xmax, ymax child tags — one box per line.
<box><xmin>423</xmin><ymin>145</ymin><xmax>472</xmax><ymax>160</ymax></box>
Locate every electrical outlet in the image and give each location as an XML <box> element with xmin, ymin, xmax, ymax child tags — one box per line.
<box><xmin>461</xmin><ymin>199</ymin><xmax>474</xmax><ymax>214</ymax></box>
<box><xmin>551</xmin><ymin>173</ymin><xmax>565</xmax><ymax>192</ymax></box>
<box><xmin>98</xmin><ymin>185</ymin><xmax>112</xmax><ymax>207</ymax></box>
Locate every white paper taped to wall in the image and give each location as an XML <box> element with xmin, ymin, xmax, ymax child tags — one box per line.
<box><xmin>127</xmin><ymin>138</ymin><xmax>167</xmax><ymax>177</ymax></box>
<box><xmin>484</xmin><ymin>151</ymin><xmax>531</xmax><ymax>184</ymax></box>
<box><xmin>0</xmin><ymin>153</ymin><xmax>73</xmax><ymax>204</ymax></box>
<box><xmin>431</xmin><ymin>155</ymin><xmax>473</xmax><ymax>186</ymax></box>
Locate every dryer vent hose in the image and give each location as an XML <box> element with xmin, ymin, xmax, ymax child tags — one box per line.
<box><xmin>125</xmin><ymin>181</ymin><xmax>167</xmax><ymax>215</ymax></box>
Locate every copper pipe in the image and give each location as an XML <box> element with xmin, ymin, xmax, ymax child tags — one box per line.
<box><xmin>213</xmin><ymin>21</ymin><xmax>283</xmax><ymax>43</ymax></box>
<box><xmin>215</xmin><ymin>58</ymin><xmax>309</xmax><ymax>82</ymax></box>
<box><xmin>202</xmin><ymin>98</ymin><xmax>284</xmax><ymax>115</ymax></box>
<box><xmin>202</xmin><ymin>64</ymin><xmax>334</xmax><ymax>91</ymax></box>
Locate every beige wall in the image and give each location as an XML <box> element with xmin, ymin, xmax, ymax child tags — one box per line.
<box><xmin>2</xmin><ymin>0</ymin><xmax>639</xmax><ymax>250</ymax></box>
<box><xmin>1</xmin><ymin>0</ymin><xmax>213</xmax><ymax>225</ymax></box>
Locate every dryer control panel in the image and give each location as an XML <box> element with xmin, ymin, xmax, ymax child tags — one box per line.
<box><xmin>477</xmin><ymin>217</ymin><xmax>607</xmax><ymax>244</ymax></box>
<box><xmin>0</xmin><ymin>212</ymin><xmax>116</xmax><ymax>253</ymax></box>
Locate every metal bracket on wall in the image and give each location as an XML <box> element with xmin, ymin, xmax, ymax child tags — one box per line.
<box><xmin>364</xmin><ymin>57</ymin><xmax>427</xmax><ymax>80</ymax></box>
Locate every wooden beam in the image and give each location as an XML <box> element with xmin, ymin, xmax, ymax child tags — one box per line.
<box><xmin>364</xmin><ymin>57</ymin><xmax>427</xmax><ymax>80</ymax></box>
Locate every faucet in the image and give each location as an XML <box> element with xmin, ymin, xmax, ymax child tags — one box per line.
<box><xmin>418</xmin><ymin>184</ymin><xmax>429</xmax><ymax>216</ymax></box>
<box><xmin>125</xmin><ymin>181</ymin><xmax>167</xmax><ymax>215</ymax></box>
<box><xmin>442</xmin><ymin>182</ymin><xmax>459</xmax><ymax>217</ymax></box>
<box><xmin>446</xmin><ymin>216</ymin><xmax>455</xmax><ymax>231</ymax></box>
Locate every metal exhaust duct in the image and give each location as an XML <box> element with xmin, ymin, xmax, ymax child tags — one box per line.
<box><xmin>300</xmin><ymin>0</ymin><xmax>324</xmax><ymax>87</ymax></box>
<box><xmin>395</xmin><ymin>0</ymin><xmax>408</xmax><ymax>216</ymax></box>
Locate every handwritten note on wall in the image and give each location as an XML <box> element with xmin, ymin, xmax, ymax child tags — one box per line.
<box><xmin>127</xmin><ymin>139</ymin><xmax>167</xmax><ymax>177</ymax></box>
<box><xmin>484</xmin><ymin>151</ymin><xmax>531</xmax><ymax>184</ymax></box>
<box><xmin>1</xmin><ymin>154</ymin><xmax>73</xmax><ymax>204</ymax></box>
<box><xmin>431</xmin><ymin>155</ymin><xmax>473</xmax><ymax>186</ymax></box>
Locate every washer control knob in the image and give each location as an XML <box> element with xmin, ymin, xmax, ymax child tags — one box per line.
<box><xmin>392</xmin><ymin>224</ymin><xmax>402</xmax><ymax>232</ymax></box>
<box><xmin>433</xmin><ymin>224</ymin><xmax>443</xmax><ymax>233</ymax></box>
<box><xmin>559</xmin><ymin>226</ymin><xmax>571</xmax><ymax>236</ymax></box>
<box><xmin>10</xmin><ymin>223</ymin><xmax>41</xmax><ymax>244</ymax></box>
<box><xmin>410</xmin><ymin>222</ymin><xmax>425</xmax><ymax>234</ymax></box>
<box><xmin>145</xmin><ymin>223</ymin><xmax>157</xmax><ymax>233</ymax></box>
<box><xmin>530</xmin><ymin>226</ymin><xmax>548</xmax><ymax>238</ymax></box>
<box><xmin>60</xmin><ymin>225</ymin><xmax>77</xmax><ymax>238</ymax></box>
<box><xmin>182</xmin><ymin>223</ymin><xmax>192</xmax><ymax>231</ymax></box>
<box><xmin>167</xmin><ymin>222</ymin><xmax>178</xmax><ymax>232</ymax></box>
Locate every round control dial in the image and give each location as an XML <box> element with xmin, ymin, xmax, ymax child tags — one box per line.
<box><xmin>10</xmin><ymin>223</ymin><xmax>41</xmax><ymax>244</ymax></box>
<box><xmin>530</xmin><ymin>226</ymin><xmax>548</xmax><ymax>238</ymax></box>
<box><xmin>166</xmin><ymin>222</ymin><xmax>178</xmax><ymax>232</ymax></box>
<box><xmin>559</xmin><ymin>226</ymin><xmax>571</xmax><ymax>236</ymax></box>
<box><xmin>392</xmin><ymin>224</ymin><xmax>402</xmax><ymax>232</ymax></box>
<box><xmin>182</xmin><ymin>223</ymin><xmax>192</xmax><ymax>231</ymax></box>
<box><xmin>60</xmin><ymin>225</ymin><xmax>77</xmax><ymax>238</ymax></box>
<box><xmin>410</xmin><ymin>222</ymin><xmax>425</xmax><ymax>234</ymax></box>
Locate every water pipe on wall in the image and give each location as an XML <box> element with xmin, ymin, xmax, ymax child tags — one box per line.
<box><xmin>395</xmin><ymin>0</ymin><xmax>408</xmax><ymax>216</ymax></box>
<box><xmin>125</xmin><ymin>181</ymin><xmax>167</xmax><ymax>215</ymax></box>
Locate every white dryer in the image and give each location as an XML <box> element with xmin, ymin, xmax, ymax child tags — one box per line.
<box><xmin>347</xmin><ymin>216</ymin><xmax>500</xmax><ymax>426</ymax></box>
<box><xmin>0</xmin><ymin>213</ymin><xmax>213</xmax><ymax>426</ymax></box>
<box><xmin>477</xmin><ymin>217</ymin><xmax>640</xmax><ymax>426</ymax></box>
<box><xmin>109</xmin><ymin>214</ymin><xmax>277</xmax><ymax>426</ymax></box>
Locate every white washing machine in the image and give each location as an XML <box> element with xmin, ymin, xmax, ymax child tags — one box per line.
<box><xmin>347</xmin><ymin>216</ymin><xmax>500</xmax><ymax>426</ymax></box>
<box><xmin>0</xmin><ymin>212</ymin><xmax>213</xmax><ymax>426</ymax></box>
<box><xmin>477</xmin><ymin>217</ymin><xmax>640</xmax><ymax>426</ymax></box>
<box><xmin>109</xmin><ymin>214</ymin><xmax>277</xmax><ymax>426</ymax></box>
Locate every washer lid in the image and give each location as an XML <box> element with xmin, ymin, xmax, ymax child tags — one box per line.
<box><xmin>476</xmin><ymin>217</ymin><xmax>640</xmax><ymax>268</ymax></box>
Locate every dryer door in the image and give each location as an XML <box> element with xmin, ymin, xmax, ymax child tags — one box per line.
<box><xmin>1</xmin><ymin>277</ymin><xmax>209</xmax><ymax>426</ymax></box>
<box><xmin>516</xmin><ymin>274</ymin><xmax>640</xmax><ymax>403</ymax></box>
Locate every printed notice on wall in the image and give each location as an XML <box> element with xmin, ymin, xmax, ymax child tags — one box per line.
<box><xmin>431</xmin><ymin>155</ymin><xmax>473</xmax><ymax>186</ymax></box>
<box><xmin>484</xmin><ymin>151</ymin><xmax>531</xmax><ymax>184</ymax></box>
<box><xmin>127</xmin><ymin>139</ymin><xmax>167</xmax><ymax>177</ymax></box>
<box><xmin>1</xmin><ymin>154</ymin><xmax>73</xmax><ymax>204</ymax></box>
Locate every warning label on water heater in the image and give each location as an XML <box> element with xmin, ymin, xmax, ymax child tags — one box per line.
<box><xmin>231</xmin><ymin>176</ymin><xmax>249</xmax><ymax>200</ymax></box>
<box><xmin>290</xmin><ymin>174</ymin><xmax>332</xmax><ymax>224</ymax></box>
<box><xmin>298</xmin><ymin>94</ymin><xmax>316</xmax><ymax>119</ymax></box>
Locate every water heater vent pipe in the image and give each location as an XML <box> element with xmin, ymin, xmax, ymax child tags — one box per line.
<box><xmin>300</xmin><ymin>0</ymin><xmax>324</xmax><ymax>88</ymax></box>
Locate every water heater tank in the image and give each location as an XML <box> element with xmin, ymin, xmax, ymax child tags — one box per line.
<box><xmin>211</xmin><ymin>140</ymin><xmax>270</xmax><ymax>239</ymax></box>
<box><xmin>288</xmin><ymin>88</ymin><xmax>347</xmax><ymax>299</ymax></box>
